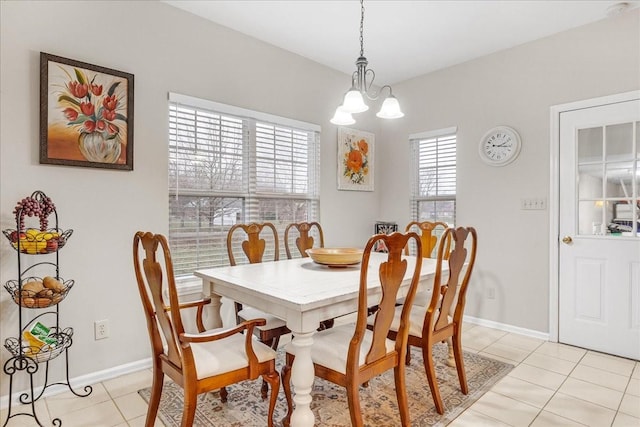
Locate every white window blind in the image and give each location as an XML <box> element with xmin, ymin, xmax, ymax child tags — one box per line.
<box><xmin>410</xmin><ymin>128</ymin><xmax>457</xmax><ymax>226</ymax></box>
<box><xmin>169</xmin><ymin>94</ymin><xmax>320</xmax><ymax>277</ymax></box>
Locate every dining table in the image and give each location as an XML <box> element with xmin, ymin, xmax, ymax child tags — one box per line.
<box><xmin>195</xmin><ymin>251</ymin><xmax>443</xmax><ymax>427</ymax></box>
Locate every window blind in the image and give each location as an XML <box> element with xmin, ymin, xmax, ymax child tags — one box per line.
<box><xmin>169</xmin><ymin>94</ymin><xmax>320</xmax><ymax>277</ymax></box>
<box><xmin>410</xmin><ymin>129</ymin><xmax>457</xmax><ymax>225</ymax></box>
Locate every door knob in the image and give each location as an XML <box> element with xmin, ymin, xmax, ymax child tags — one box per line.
<box><xmin>562</xmin><ymin>236</ymin><xmax>573</xmax><ymax>244</ymax></box>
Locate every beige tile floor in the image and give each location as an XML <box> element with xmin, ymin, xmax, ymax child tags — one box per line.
<box><xmin>1</xmin><ymin>323</ymin><xmax>639</xmax><ymax>426</ymax></box>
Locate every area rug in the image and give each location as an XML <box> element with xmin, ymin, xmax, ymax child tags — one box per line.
<box><xmin>138</xmin><ymin>343</ymin><xmax>513</xmax><ymax>426</ymax></box>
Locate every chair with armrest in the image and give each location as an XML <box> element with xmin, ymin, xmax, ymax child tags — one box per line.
<box><xmin>227</xmin><ymin>222</ymin><xmax>291</xmax><ymax>397</ymax></box>
<box><xmin>133</xmin><ymin>231</ymin><xmax>280</xmax><ymax>427</ymax></box>
<box><xmin>385</xmin><ymin>226</ymin><xmax>477</xmax><ymax>415</ymax></box>
<box><xmin>281</xmin><ymin>231</ymin><xmax>423</xmax><ymax>427</ymax></box>
<box><xmin>284</xmin><ymin>221</ymin><xmax>334</xmax><ymax>330</ymax></box>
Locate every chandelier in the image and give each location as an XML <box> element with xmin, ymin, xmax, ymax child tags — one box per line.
<box><xmin>330</xmin><ymin>0</ymin><xmax>404</xmax><ymax>125</ymax></box>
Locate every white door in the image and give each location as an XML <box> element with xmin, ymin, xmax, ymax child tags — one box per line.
<box><xmin>559</xmin><ymin>98</ymin><xmax>640</xmax><ymax>360</ymax></box>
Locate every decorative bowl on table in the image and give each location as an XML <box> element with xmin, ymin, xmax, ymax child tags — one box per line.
<box><xmin>306</xmin><ymin>247</ymin><xmax>363</xmax><ymax>267</ymax></box>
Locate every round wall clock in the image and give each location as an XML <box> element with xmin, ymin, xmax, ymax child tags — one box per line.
<box><xmin>478</xmin><ymin>126</ymin><xmax>522</xmax><ymax>166</ymax></box>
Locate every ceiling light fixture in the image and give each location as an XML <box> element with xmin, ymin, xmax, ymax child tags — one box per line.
<box><xmin>330</xmin><ymin>0</ymin><xmax>404</xmax><ymax>125</ymax></box>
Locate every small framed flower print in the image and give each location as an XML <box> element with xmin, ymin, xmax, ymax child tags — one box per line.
<box><xmin>337</xmin><ymin>127</ymin><xmax>374</xmax><ymax>191</ymax></box>
<box><xmin>40</xmin><ymin>52</ymin><xmax>134</xmax><ymax>170</ymax></box>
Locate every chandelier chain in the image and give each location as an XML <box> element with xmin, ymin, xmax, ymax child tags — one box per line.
<box><xmin>359</xmin><ymin>0</ymin><xmax>365</xmax><ymax>57</ymax></box>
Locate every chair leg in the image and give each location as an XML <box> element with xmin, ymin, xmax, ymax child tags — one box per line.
<box><xmin>453</xmin><ymin>330</ymin><xmax>468</xmax><ymax>394</ymax></box>
<box><xmin>422</xmin><ymin>342</ymin><xmax>445</xmax><ymax>415</ymax></box>
<box><xmin>263</xmin><ymin>370</ymin><xmax>280</xmax><ymax>427</ymax></box>
<box><xmin>405</xmin><ymin>343</ymin><xmax>412</xmax><ymax>365</ymax></box>
<box><xmin>260</xmin><ymin>379</ymin><xmax>269</xmax><ymax>399</ymax></box>
<box><xmin>346</xmin><ymin>379</ymin><xmax>364</xmax><ymax>427</ymax></box>
<box><xmin>394</xmin><ymin>363</ymin><xmax>411</xmax><ymax>426</ymax></box>
<box><xmin>281</xmin><ymin>353</ymin><xmax>294</xmax><ymax>427</ymax></box>
<box><xmin>145</xmin><ymin>366</ymin><xmax>164</xmax><ymax>427</ymax></box>
<box><xmin>260</xmin><ymin>336</ymin><xmax>280</xmax><ymax>399</ymax></box>
<box><xmin>181</xmin><ymin>382</ymin><xmax>198</xmax><ymax>427</ymax></box>
<box><xmin>220</xmin><ymin>386</ymin><xmax>228</xmax><ymax>403</ymax></box>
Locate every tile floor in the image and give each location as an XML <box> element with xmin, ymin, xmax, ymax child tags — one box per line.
<box><xmin>1</xmin><ymin>323</ymin><xmax>638</xmax><ymax>426</ymax></box>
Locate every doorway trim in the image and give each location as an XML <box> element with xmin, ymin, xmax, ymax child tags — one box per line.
<box><xmin>548</xmin><ymin>90</ymin><xmax>640</xmax><ymax>343</ymax></box>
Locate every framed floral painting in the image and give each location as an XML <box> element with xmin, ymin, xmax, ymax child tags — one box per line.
<box><xmin>40</xmin><ymin>52</ymin><xmax>134</xmax><ymax>170</ymax></box>
<box><xmin>337</xmin><ymin>127</ymin><xmax>374</xmax><ymax>191</ymax></box>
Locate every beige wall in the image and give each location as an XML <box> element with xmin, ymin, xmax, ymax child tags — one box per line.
<box><xmin>377</xmin><ymin>10</ymin><xmax>640</xmax><ymax>332</ymax></box>
<box><xmin>0</xmin><ymin>0</ymin><xmax>381</xmax><ymax>397</ymax></box>
<box><xmin>1</xmin><ymin>0</ymin><xmax>639</xmax><ymax>402</ymax></box>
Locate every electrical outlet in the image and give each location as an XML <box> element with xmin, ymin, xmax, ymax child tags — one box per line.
<box><xmin>487</xmin><ymin>288</ymin><xmax>496</xmax><ymax>299</ymax></box>
<box><xmin>94</xmin><ymin>319</ymin><xmax>109</xmax><ymax>340</ymax></box>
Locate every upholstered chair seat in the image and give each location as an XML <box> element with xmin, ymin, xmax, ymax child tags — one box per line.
<box><xmin>189</xmin><ymin>329</ymin><xmax>277</xmax><ymax>379</ymax></box>
<box><xmin>284</xmin><ymin>325</ymin><xmax>395</xmax><ymax>375</ymax></box>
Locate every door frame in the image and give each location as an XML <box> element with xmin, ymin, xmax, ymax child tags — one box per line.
<box><xmin>548</xmin><ymin>90</ymin><xmax>640</xmax><ymax>343</ymax></box>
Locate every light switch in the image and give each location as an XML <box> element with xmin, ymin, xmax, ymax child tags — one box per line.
<box><xmin>521</xmin><ymin>198</ymin><xmax>546</xmax><ymax>210</ymax></box>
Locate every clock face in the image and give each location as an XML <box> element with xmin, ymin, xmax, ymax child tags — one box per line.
<box><xmin>479</xmin><ymin>126</ymin><xmax>521</xmax><ymax>166</ymax></box>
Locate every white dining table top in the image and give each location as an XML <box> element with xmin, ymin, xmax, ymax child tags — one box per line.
<box><xmin>195</xmin><ymin>252</ymin><xmax>440</xmax><ymax>331</ymax></box>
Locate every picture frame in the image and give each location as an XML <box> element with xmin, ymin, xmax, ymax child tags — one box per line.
<box><xmin>337</xmin><ymin>127</ymin><xmax>374</xmax><ymax>191</ymax></box>
<box><xmin>40</xmin><ymin>52</ymin><xmax>134</xmax><ymax>170</ymax></box>
<box><xmin>373</xmin><ymin>221</ymin><xmax>398</xmax><ymax>253</ymax></box>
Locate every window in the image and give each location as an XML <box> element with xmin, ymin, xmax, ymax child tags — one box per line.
<box><xmin>168</xmin><ymin>93</ymin><xmax>320</xmax><ymax>277</ymax></box>
<box><xmin>409</xmin><ymin>127</ymin><xmax>457</xmax><ymax>226</ymax></box>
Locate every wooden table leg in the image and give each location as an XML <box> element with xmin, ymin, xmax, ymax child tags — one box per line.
<box><xmin>289</xmin><ymin>331</ymin><xmax>315</xmax><ymax>427</ymax></box>
<box><xmin>202</xmin><ymin>280</ymin><xmax>223</xmax><ymax>329</ymax></box>
<box><xmin>446</xmin><ymin>337</ymin><xmax>456</xmax><ymax>367</ymax></box>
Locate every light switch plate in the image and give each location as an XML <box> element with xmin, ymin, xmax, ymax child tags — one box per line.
<box><xmin>521</xmin><ymin>198</ymin><xmax>546</xmax><ymax>210</ymax></box>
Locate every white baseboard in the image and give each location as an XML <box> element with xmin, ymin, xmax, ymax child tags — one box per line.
<box><xmin>0</xmin><ymin>357</ymin><xmax>152</xmax><ymax>411</ymax></box>
<box><xmin>1</xmin><ymin>317</ymin><xmax>549</xmax><ymax>410</ymax></box>
<box><xmin>464</xmin><ymin>315</ymin><xmax>550</xmax><ymax>341</ymax></box>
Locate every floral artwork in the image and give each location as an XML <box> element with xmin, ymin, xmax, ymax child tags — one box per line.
<box><xmin>337</xmin><ymin>127</ymin><xmax>374</xmax><ymax>191</ymax></box>
<box><xmin>40</xmin><ymin>53</ymin><xmax>134</xmax><ymax>170</ymax></box>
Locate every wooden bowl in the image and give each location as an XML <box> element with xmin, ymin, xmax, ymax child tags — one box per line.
<box><xmin>306</xmin><ymin>247</ymin><xmax>363</xmax><ymax>267</ymax></box>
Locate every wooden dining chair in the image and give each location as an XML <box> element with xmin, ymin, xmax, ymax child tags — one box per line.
<box><xmin>133</xmin><ymin>231</ymin><xmax>280</xmax><ymax>427</ymax></box>
<box><xmin>281</xmin><ymin>231</ymin><xmax>423</xmax><ymax>427</ymax></box>
<box><xmin>385</xmin><ymin>226</ymin><xmax>477</xmax><ymax>415</ymax></box>
<box><xmin>398</xmin><ymin>221</ymin><xmax>453</xmax><ymax>310</ymax></box>
<box><xmin>227</xmin><ymin>222</ymin><xmax>291</xmax><ymax>397</ymax></box>
<box><xmin>405</xmin><ymin>220</ymin><xmax>451</xmax><ymax>259</ymax></box>
<box><xmin>283</xmin><ymin>221</ymin><xmax>335</xmax><ymax>330</ymax></box>
<box><xmin>283</xmin><ymin>221</ymin><xmax>324</xmax><ymax>260</ymax></box>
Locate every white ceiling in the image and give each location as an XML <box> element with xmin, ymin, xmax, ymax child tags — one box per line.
<box><xmin>164</xmin><ymin>1</ymin><xmax>638</xmax><ymax>86</ymax></box>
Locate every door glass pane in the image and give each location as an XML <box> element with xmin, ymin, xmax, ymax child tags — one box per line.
<box><xmin>611</xmin><ymin>201</ymin><xmax>635</xmax><ymax>235</ymax></box>
<box><xmin>578</xmin><ymin>200</ymin><xmax>604</xmax><ymax>235</ymax></box>
<box><xmin>605</xmin><ymin>161</ymin><xmax>635</xmax><ymax>198</ymax></box>
<box><xmin>605</xmin><ymin>123</ymin><xmax>633</xmax><ymax>161</ymax></box>
<box><xmin>578</xmin><ymin>164</ymin><xmax>603</xmax><ymax>198</ymax></box>
<box><xmin>578</xmin><ymin>127</ymin><xmax>603</xmax><ymax>162</ymax></box>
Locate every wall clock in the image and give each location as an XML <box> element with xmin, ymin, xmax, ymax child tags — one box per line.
<box><xmin>478</xmin><ymin>126</ymin><xmax>522</xmax><ymax>166</ymax></box>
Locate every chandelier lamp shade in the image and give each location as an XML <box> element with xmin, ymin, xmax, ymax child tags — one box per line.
<box><xmin>330</xmin><ymin>0</ymin><xmax>404</xmax><ymax>125</ymax></box>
